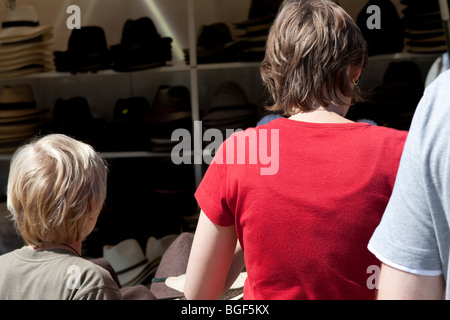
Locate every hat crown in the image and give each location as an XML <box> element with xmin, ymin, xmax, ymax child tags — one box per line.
<box><xmin>103</xmin><ymin>239</ymin><xmax>147</xmax><ymax>272</ymax></box>
<box><xmin>211</xmin><ymin>81</ymin><xmax>249</xmax><ymax>108</ymax></box>
<box><xmin>2</xmin><ymin>5</ymin><xmax>39</xmax><ymax>24</ymax></box>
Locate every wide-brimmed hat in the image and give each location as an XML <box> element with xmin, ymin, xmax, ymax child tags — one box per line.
<box><xmin>53</xmin><ymin>26</ymin><xmax>111</xmax><ymax>73</ymax></box>
<box><xmin>184</xmin><ymin>22</ymin><xmax>240</xmax><ymax>64</ymax></box>
<box><xmin>111</xmin><ymin>17</ymin><xmax>172</xmax><ymax>72</ymax></box>
<box><xmin>150</xmin><ymin>232</ymin><xmax>194</xmax><ymax>299</ymax></box>
<box><xmin>202</xmin><ymin>81</ymin><xmax>257</xmax><ymax>135</ymax></box>
<box><xmin>103</xmin><ymin>238</ymin><xmax>155</xmax><ymax>287</ymax></box>
<box><xmin>0</xmin><ymin>84</ymin><xmax>48</xmax><ymax>121</ymax></box>
<box><xmin>357</xmin><ymin>0</ymin><xmax>405</xmax><ymax>56</ymax></box>
<box><xmin>145</xmin><ymin>85</ymin><xmax>192</xmax><ymax>151</ymax></box>
<box><xmin>0</xmin><ymin>5</ymin><xmax>52</xmax><ymax>44</ymax></box>
<box><xmin>146</xmin><ymin>234</ymin><xmax>178</xmax><ymax>265</ymax></box>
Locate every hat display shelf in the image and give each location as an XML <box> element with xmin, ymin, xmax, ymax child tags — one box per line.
<box><xmin>0</xmin><ymin>0</ymin><xmax>264</xmax><ymax>197</ymax></box>
<box><xmin>0</xmin><ymin>0</ymin><xmax>444</xmax><ymax>194</ymax></box>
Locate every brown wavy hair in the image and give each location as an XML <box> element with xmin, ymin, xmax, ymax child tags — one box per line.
<box><xmin>260</xmin><ymin>0</ymin><xmax>368</xmax><ymax>115</ymax></box>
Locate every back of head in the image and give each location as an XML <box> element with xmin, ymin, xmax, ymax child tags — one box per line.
<box><xmin>261</xmin><ymin>0</ymin><xmax>368</xmax><ymax>115</ymax></box>
<box><xmin>6</xmin><ymin>134</ymin><xmax>107</xmax><ymax>247</ymax></box>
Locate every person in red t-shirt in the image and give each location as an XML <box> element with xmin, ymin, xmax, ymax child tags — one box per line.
<box><xmin>184</xmin><ymin>0</ymin><xmax>408</xmax><ymax>300</ymax></box>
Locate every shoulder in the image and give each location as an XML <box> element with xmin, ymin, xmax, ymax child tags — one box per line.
<box><xmin>69</xmin><ymin>257</ymin><xmax>122</xmax><ymax>300</ymax></box>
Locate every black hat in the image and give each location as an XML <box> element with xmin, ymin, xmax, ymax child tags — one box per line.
<box><xmin>111</xmin><ymin>17</ymin><xmax>172</xmax><ymax>72</ymax></box>
<box><xmin>53</xmin><ymin>26</ymin><xmax>112</xmax><ymax>73</ymax></box>
<box><xmin>51</xmin><ymin>97</ymin><xmax>98</xmax><ymax>141</ymax></box>
<box><xmin>357</xmin><ymin>0</ymin><xmax>405</xmax><ymax>56</ymax></box>
<box><xmin>184</xmin><ymin>22</ymin><xmax>240</xmax><ymax>64</ymax></box>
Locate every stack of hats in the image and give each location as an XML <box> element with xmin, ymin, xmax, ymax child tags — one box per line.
<box><xmin>202</xmin><ymin>81</ymin><xmax>258</xmax><ymax>147</ymax></box>
<box><xmin>184</xmin><ymin>22</ymin><xmax>240</xmax><ymax>64</ymax></box>
<box><xmin>356</xmin><ymin>0</ymin><xmax>405</xmax><ymax>56</ymax></box>
<box><xmin>371</xmin><ymin>61</ymin><xmax>424</xmax><ymax>130</ymax></box>
<box><xmin>0</xmin><ymin>84</ymin><xmax>48</xmax><ymax>153</ymax></box>
<box><xmin>233</xmin><ymin>0</ymin><xmax>283</xmax><ymax>62</ymax></box>
<box><xmin>402</xmin><ymin>0</ymin><xmax>448</xmax><ymax>54</ymax></box>
<box><xmin>110</xmin><ymin>17</ymin><xmax>172</xmax><ymax>72</ymax></box>
<box><xmin>0</xmin><ymin>5</ymin><xmax>54</xmax><ymax>78</ymax></box>
<box><xmin>53</xmin><ymin>26</ymin><xmax>112</xmax><ymax>73</ymax></box>
<box><xmin>145</xmin><ymin>85</ymin><xmax>192</xmax><ymax>152</ymax></box>
<box><xmin>103</xmin><ymin>235</ymin><xmax>177</xmax><ymax>287</ymax></box>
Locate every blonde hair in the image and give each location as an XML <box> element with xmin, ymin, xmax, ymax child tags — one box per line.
<box><xmin>7</xmin><ymin>134</ymin><xmax>107</xmax><ymax>246</ymax></box>
<box><xmin>261</xmin><ymin>0</ymin><xmax>368</xmax><ymax>115</ymax></box>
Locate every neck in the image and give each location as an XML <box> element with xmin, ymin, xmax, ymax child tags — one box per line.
<box><xmin>290</xmin><ymin>100</ymin><xmax>353</xmax><ymax>124</ymax></box>
<box><xmin>29</xmin><ymin>241</ymin><xmax>82</xmax><ymax>257</ymax></box>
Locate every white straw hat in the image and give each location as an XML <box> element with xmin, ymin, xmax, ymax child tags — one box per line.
<box><xmin>103</xmin><ymin>239</ymin><xmax>153</xmax><ymax>287</ymax></box>
<box><xmin>0</xmin><ymin>6</ymin><xmax>52</xmax><ymax>43</ymax></box>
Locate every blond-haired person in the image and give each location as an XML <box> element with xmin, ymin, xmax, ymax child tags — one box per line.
<box><xmin>0</xmin><ymin>134</ymin><xmax>122</xmax><ymax>299</ymax></box>
<box><xmin>185</xmin><ymin>0</ymin><xmax>408</xmax><ymax>299</ymax></box>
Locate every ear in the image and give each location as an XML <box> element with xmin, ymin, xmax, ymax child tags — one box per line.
<box><xmin>349</xmin><ymin>66</ymin><xmax>362</xmax><ymax>85</ymax></box>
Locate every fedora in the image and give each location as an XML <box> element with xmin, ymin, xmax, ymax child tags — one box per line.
<box><xmin>97</xmin><ymin>97</ymin><xmax>153</xmax><ymax>152</ymax></box>
<box><xmin>357</xmin><ymin>0</ymin><xmax>405</xmax><ymax>56</ymax></box>
<box><xmin>103</xmin><ymin>238</ymin><xmax>156</xmax><ymax>287</ymax></box>
<box><xmin>111</xmin><ymin>17</ymin><xmax>172</xmax><ymax>72</ymax></box>
<box><xmin>51</xmin><ymin>97</ymin><xmax>98</xmax><ymax>142</ymax></box>
<box><xmin>53</xmin><ymin>26</ymin><xmax>111</xmax><ymax>73</ymax></box>
<box><xmin>150</xmin><ymin>232</ymin><xmax>194</xmax><ymax>299</ymax></box>
<box><xmin>202</xmin><ymin>81</ymin><xmax>257</xmax><ymax>137</ymax></box>
<box><xmin>184</xmin><ymin>22</ymin><xmax>240</xmax><ymax>64</ymax></box>
<box><xmin>0</xmin><ymin>84</ymin><xmax>49</xmax><ymax>123</ymax></box>
<box><xmin>146</xmin><ymin>85</ymin><xmax>192</xmax><ymax>151</ymax></box>
<box><xmin>371</xmin><ymin>61</ymin><xmax>424</xmax><ymax>129</ymax></box>
<box><xmin>0</xmin><ymin>5</ymin><xmax>52</xmax><ymax>44</ymax></box>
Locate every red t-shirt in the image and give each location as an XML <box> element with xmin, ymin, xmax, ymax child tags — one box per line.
<box><xmin>195</xmin><ymin>118</ymin><xmax>407</xmax><ymax>300</ymax></box>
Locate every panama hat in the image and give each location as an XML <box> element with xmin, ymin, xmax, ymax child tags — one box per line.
<box><xmin>103</xmin><ymin>238</ymin><xmax>155</xmax><ymax>287</ymax></box>
<box><xmin>0</xmin><ymin>6</ymin><xmax>52</xmax><ymax>44</ymax></box>
<box><xmin>0</xmin><ymin>84</ymin><xmax>49</xmax><ymax>121</ymax></box>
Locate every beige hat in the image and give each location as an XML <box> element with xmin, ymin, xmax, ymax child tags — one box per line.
<box><xmin>0</xmin><ymin>54</ymin><xmax>53</xmax><ymax>72</ymax></box>
<box><xmin>0</xmin><ymin>84</ymin><xmax>34</xmax><ymax>104</ymax></box>
<box><xmin>0</xmin><ymin>6</ymin><xmax>52</xmax><ymax>43</ymax></box>
<box><xmin>0</xmin><ymin>37</ymin><xmax>52</xmax><ymax>55</ymax></box>
<box><xmin>0</xmin><ymin>65</ymin><xmax>49</xmax><ymax>78</ymax></box>
<box><xmin>103</xmin><ymin>238</ymin><xmax>155</xmax><ymax>287</ymax></box>
<box><xmin>145</xmin><ymin>234</ymin><xmax>178</xmax><ymax>264</ymax></box>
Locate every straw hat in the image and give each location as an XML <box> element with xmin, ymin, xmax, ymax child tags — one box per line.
<box><xmin>0</xmin><ymin>6</ymin><xmax>52</xmax><ymax>44</ymax></box>
<box><xmin>103</xmin><ymin>239</ymin><xmax>154</xmax><ymax>287</ymax></box>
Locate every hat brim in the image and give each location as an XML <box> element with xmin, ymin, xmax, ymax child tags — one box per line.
<box><xmin>0</xmin><ymin>65</ymin><xmax>51</xmax><ymax>78</ymax></box>
<box><xmin>117</xmin><ymin>260</ymin><xmax>153</xmax><ymax>287</ymax></box>
<box><xmin>0</xmin><ymin>120</ymin><xmax>43</xmax><ymax>134</ymax></box>
<box><xmin>0</xmin><ymin>108</ymin><xmax>48</xmax><ymax>120</ymax></box>
<box><xmin>0</xmin><ymin>26</ymin><xmax>52</xmax><ymax>43</ymax></box>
